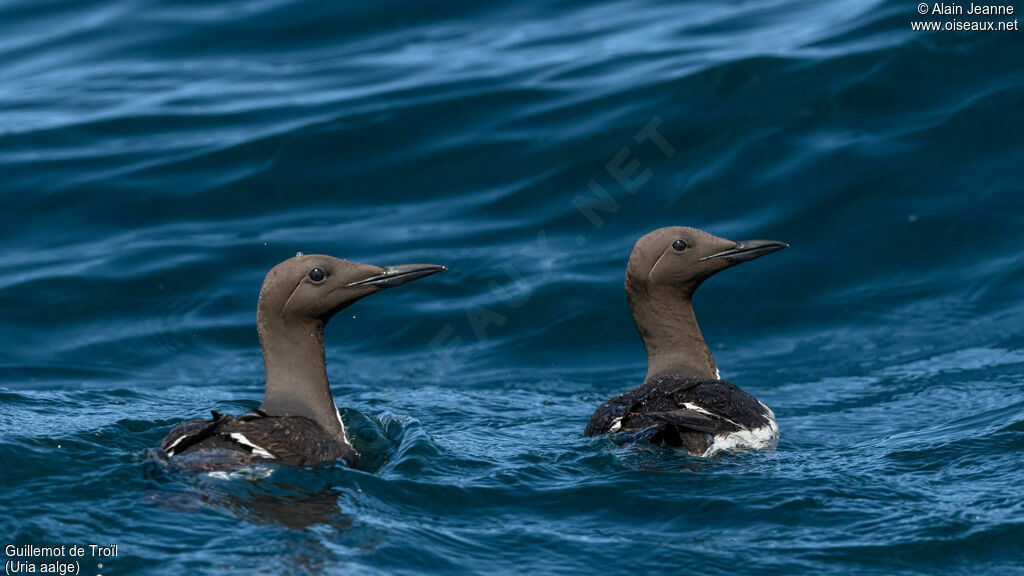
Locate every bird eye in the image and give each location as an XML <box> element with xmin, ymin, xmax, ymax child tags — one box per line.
<box><xmin>672</xmin><ymin>239</ymin><xmax>688</xmax><ymax>252</ymax></box>
<box><xmin>308</xmin><ymin>267</ymin><xmax>326</xmax><ymax>282</ymax></box>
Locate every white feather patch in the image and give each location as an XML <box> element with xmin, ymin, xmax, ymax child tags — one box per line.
<box><xmin>228</xmin><ymin>433</ymin><xmax>275</xmax><ymax>459</ymax></box>
<box><xmin>676</xmin><ymin>401</ymin><xmax>778</xmax><ymax>457</ymax></box>
<box><xmin>701</xmin><ymin>403</ymin><xmax>779</xmax><ymax>458</ymax></box>
<box><xmin>608</xmin><ymin>417</ymin><xmax>623</xmax><ymax>433</ymax></box>
<box><xmin>164</xmin><ymin>434</ymin><xmax>188</xmax><ymax>456</ymax></box>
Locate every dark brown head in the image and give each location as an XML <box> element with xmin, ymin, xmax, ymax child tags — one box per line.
<box><xmin>625</xmin><ymin>227</ymin><xmax>788</xmax><ymax>380</ymax></box>
<box><xmin>257</xmin><ymin>254</ymin><xmax>447</xmax><ymax>328</ymax></box>
<box><xmin>255</xmin><ymin>254</ymin><xmax>446</xmax><ymax>439</ymax></box>
<box><xmin>626</xmin><ymin>226</ymin><xmax>788</xmax><ymax>299</ymax></box>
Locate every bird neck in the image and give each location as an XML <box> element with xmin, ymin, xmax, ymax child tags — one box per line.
<box><xmin>257</xmin><ymin>315</ymin><xmax>346</xmax><ymax>441</ymax></box>
<box><xmin>630</xmin><ymin>289</ymin><xmax>719</xmax><ymax>382</ymax></box>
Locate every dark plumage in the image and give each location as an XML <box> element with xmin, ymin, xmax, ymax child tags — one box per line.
<box><xmin>583</xmin><ymin>226</ymin><xmax>787</xmax><ymax>456</ymax></box>
<box><xmin>161</xmin><ymin>410</ymin><xmax>359</xmax><ymax>469</ymax></box>
<box><xmin>159</xmin><ymin>254</ymin><xmax>445</xmax><ymax>470</ymax></box>
<box><xmin>583</xmin><ymin>377</ymin><xmax>775</xmax><ymax>456</ymax></box>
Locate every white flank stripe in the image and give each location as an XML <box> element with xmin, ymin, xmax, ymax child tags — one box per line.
<box><xmin>165</xmin><ymin>434</ymin><xmax>188</xmax><ymax>456</ymax></box>
<box><xmin>681</xmin><ymin>402</ymin><xmax>741</xmax><ymax>428</ymax></box>
<box><xmin>335</xmin><ymin>406</ymin><xmax>349</xmax><ymax>444</ymax></box>
<box><xmin>228</xmin><ymin>433</ymin><xmax>275</xmax><ymax>459</ymax></box>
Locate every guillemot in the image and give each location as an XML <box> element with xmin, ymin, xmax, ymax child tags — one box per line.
<box><xmin>583</xmin><ymin>227</ymin><xmax>787</xmax><ymax>457</ymax></box>
<box><xmin>160</xmin><ymin>254</ymin><xmax>446</xmax><ymax>469</ymax></box>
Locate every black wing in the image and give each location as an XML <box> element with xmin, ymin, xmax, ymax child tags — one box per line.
<box><xmin>649</xmin><ymin>408</ymin><xmax>721</xmax><ymax>434</ymax></box>
<box><xmin>216</xmin><ymin>416</ymin><xmax>359</xmax><ymax>468</ymax></box>
<box><xmin>160</xmin><ymin>412</ymin><xmax>359</xmax><ymax>469</ymax></box>
<box><xmin>583</xmin><ymin>377</ymin><xmax>708</xmax><ymax>436</ymax></box>
<box><xmin>160</xmin><ymin>413</ymin><xmax>225</xmax><ymax>455</ymax></box>
<box><xmin>670</xmin><ymin>380</ymin><xmax>771</xmax><ymax>431</ymax></box>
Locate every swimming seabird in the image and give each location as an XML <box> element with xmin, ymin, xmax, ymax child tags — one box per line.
<box><xmin>160</xmin><ymin>254</ymin><xmax>446</xmax><ymax>469</ymax></box>
<box><xmin>583</xmin><ymin>227</ymin><xmax>787</xmax><ymax>457</ymax></box>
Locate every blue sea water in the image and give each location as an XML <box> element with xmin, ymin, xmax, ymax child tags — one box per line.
<box><xmin>2</xmin><ymin>0</ymin><xmax>1024</xmax><ymax>574</ymax></box>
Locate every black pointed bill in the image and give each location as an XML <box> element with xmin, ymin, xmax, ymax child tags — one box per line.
<box><xmin>700</xmin><ymin>240</ymin><xmax>789</xmax><ymax>263</ymax></box>
<box><xmin>346</xmin><ymin>263</ymin><xmax>447</xmax><ymax>288</ymax></box>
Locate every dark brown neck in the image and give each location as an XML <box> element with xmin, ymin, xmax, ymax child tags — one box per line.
<box><xmin>257</xmin><ymin>315</ymin><xmax>345</xmax><ymax>441</ymax></box>
<box><xmin>629</xmin><ymin>288</ymin><xmax>718</xmax><ymax>382</ymax></box>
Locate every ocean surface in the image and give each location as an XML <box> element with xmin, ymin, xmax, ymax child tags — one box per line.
<box><xmin>2</xmin><ymin>0</ymin><xmax>1023</xmax><ymax>574</ymax></box>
